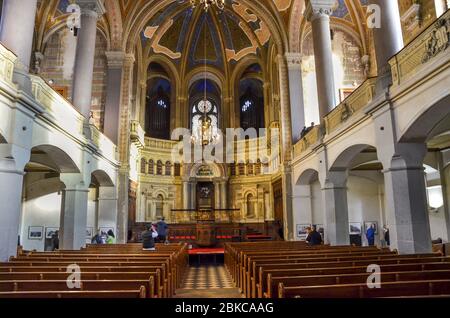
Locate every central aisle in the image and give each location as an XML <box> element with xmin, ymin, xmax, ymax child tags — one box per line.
<box><xmin>174</xmin><ymin>265</ymin><xmax>243</xmax><ymax>298</ymax></box>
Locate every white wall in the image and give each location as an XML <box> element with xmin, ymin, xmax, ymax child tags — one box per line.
<box><xmin>21</xmin><ymin>190</ymin><xmax>98</xmax><ymax>251</ymax></box>
<box><xmin>311</xmin><ymin>181</ymin><xmax>324</xmax><ymax>225</ymax></box>
<box><xmin>429</xmin><ymin>206</ymin><xmax>447</xmax><ymax>241</ymax></box>
<box><xmin>347</xmin><ymin>174</ymin><xmax>383</xmax><ymax>246</ymax></box>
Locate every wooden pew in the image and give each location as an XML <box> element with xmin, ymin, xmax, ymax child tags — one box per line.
<box><xmin>0</xmin><ymin>288</ymin><xmax>146</xmax><ymax>298</ymax></box>
<box><xmin>250</xmin><ymin>256</ymin><xmax>450</xmax><ymax>298</ymax></box>
<box><xmin>0</xmin><ymin>272</ymin><xmax>160</xmax><ymax>298</ymax></box>
<box><xmin>260</xmin><ymin>262</ymin><xmax>450</xmax><ymax>298</ymax></box>
<box><xmin>0</xmin><ymin>280</ymin><xmax>154</xmax><ymax>298</ymax></box>
<box><xmin>278</xmin><ymin>279</ymin><xmax>450</xmax><ymax>298</ymax></box>
<box><xmin>267</xmin><ymin>270</ymin><xmax>450</xmax><ymax>298</ymax></box>
<box><xmin>245</xmin><ymin>253</ymin><xmax>442</xmax><ymax>298</ymax></box>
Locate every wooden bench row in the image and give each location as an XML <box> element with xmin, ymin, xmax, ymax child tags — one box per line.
<box><xmin>0</xmin><ymin>243</ymin><xmax>189</xmax><ymax>298</ymax></box>
<box><xmin>225</xmin><ymin>242</ymin><xmax>450</xmax><ymax>299</ymax></box>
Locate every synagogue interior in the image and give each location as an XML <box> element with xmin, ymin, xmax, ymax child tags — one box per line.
<box><xmin>0</xmin><ymin>0</ymin><xmax>449</xmax><ymax>299</ymax></box>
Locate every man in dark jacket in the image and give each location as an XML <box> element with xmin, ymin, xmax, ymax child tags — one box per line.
<box><xmin>142</xmin><ymin>224</ymin><xmax>158</xmax><ymax>251</ymax></box>
<box><xmin>156</xmin><ymin>217</ymin><xmax>168</xmax><ymax>243</ymax></box>
<box><xmin>306</xmin><ymin>226</ymin><xmax>323</xmax><ymax>246</ymax></box>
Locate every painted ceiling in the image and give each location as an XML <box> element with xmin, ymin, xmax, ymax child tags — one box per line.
<box><xmin>35</xmin><ymin>0</ymin><xmax>376</xmax><ymax>73</ymax></box>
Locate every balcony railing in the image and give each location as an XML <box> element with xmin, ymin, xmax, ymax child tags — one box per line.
<box><xmin>324</xmin><ymin>77</ymin><xmax>377</xmax><ymax>135</ymax></box>
<box><xmin>293</xmin><ymin>125</ymin><xmax>321</xmax><ymax>158</ymax></box>
<box><xmin>0</xmin><ymin>43</ymin><xmax>16</xmax><ymax>85</ymax></box>
<box><xmin>389</xmin><ymin>9</ymin><xmax>450</xmax><ymax>87</ymax></box>
<box><xmin>130</xmin><ymin>120</ymin><xmax>145</xmax><ymax>147</ymax></box>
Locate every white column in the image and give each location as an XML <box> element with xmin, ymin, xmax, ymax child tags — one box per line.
<box><xmin>59</xmin><ymin>174</ymin><xmax>90</xmax><ymax>250</ymax></box>
<box><xmin>0</xmin><ymin>146</ymin><xmax>30</xmax><ymax>261</ymax></box>
<box><xmin>116</xmin><ymin>54</ymin><xmax>135</xmax><ymax>244</ymax></box>
<box><xmin>285</xmin><ymin>53</ymin><xmax>306</xmax><ymax>143</ymax></box>
<box><xmin>277</xmin><ymin>55</ymin><xmax>293</xmax><ymax>162</ymax></box>
<box><xmin>369</xmin><ymin>0</ymin><xmax>404</xmax><ymax>91</ymax></box>
<box><xmin>71</xmin><ymin>0</ymin><xmax>106</xmax><ymax>118</ymax></box>
<box><xmin>97</xmin><ymin>186</ymin><xmax>118</xmax><ymax>230</ymax></box>
<box><xmin>0</xmin><ymin>0</ymin><xmax>38</xmax><ymax>92</ymax></box>
<box><xmin>321</xmin><ymin>171</ymin><xmax>350</xmax><ymax>246</ymax></box>
<box><xmin>281</xmin><ymin>164</ymin><xmax>295</xmax><ymax>241</ymax></box>
<box><xmin>104</xmin><ymin>51</ymin><xmax>125</xmax><ymax>144</ymax></box>
<box><xmin>383</xmin><ymin>162</ymin><xmax>432</xmax><ymax>254</ymax></box>
<box><xmin>305</xmin><ymin>0</ymin><xmax>337</xmax><ymax>119</ymax></box>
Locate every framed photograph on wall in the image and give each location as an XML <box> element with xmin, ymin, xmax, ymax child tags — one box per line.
<box><xmin>28</xmin><ymin>226</ymin><xmax>44</xmax><ymax>240</ymax></box>
<box><xmin>86</xmin><ymin>227</ymin><xmax>94</xmax><ymax>239</ymax></box>
<box><xmin>297</xmin><ymin>224</ymin><xmax>311</xmax><ymax>240</ymax></box>
<box><xmin>364</xmin><ymin>222</ymin><xmax>378</xmax><ymax>235</ymax></box>
<box><xmin>349</xmin><ymin>222</ymin><xmax>362</xmax><ymax>235</ymax></box>
<box><xmin>45</xmin><ymin>227</ymin><xmax>59</xmax><ymax>239</ymax></box>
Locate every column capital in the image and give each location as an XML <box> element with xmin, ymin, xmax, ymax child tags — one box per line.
<box><xmin>305</xmin><ymin>0</ymin><xmax>336</xmax><ymax>22</ymax></box>
<box><xmin>123</xmin><ymin>53</ymin><xmax>136</xmax><ymax>66</ymax></box>
<box><xmin>77</xmin><ymin>0</ymin><xmax>106</xmax><ymax>19</ymax></box>
<box><xmin>285</xmin><ymin>53</ymin><xmax>302</xmax><ymax>70</ymax></box>
<box><xmin>105</xmin><ymin>51</ymin><xmax>125</xmax><ymax>69</ymax></box>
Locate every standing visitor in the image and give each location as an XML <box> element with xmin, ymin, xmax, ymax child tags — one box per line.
<box><xmin>366</xmin><ymin>224</ymin><xmax>376</xmax><ymax>246</ymax></box>
<box><xmin>383</xmin><ymin>225</ymin><xmax>390</xmax><ymax>247</ymax></box>
<box><xmin>157</xmin><ymin>217</ymin><xmax>169</xmax><ymax>243</ymax></box>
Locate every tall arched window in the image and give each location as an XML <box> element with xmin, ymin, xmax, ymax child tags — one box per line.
<box><xmin>148</xmin><ymin>160</ymin><xmax>154</xmax><ymax>175</ymax></box>
<box><xmin>165</xmin><ymin>161</ymin><xmax>172</xmax><ymax>176</ymax></box>
<box><xmin>239</xmin><ymin>78</ymin><xmax>264</xmax><ymax>133</ymax></box>
<box><xmin>146</xmin><ymin>73</ymin><xmax>171</xmax><ymax>140</ymax></box>
<box><xmin>157</xmin><ymin>160</ymin><xmax>163</xmax><ymax>175</ymax></box>
<box><xmin>140</xmin><ymin>158</ymin><xmax>147</xmax><ymax>174</ymax></box>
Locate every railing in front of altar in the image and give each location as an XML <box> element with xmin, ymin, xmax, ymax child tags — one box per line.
<box><xmin>170</xmin><ymin>209</ymin><xmax>241</xmax><ymax>224</ymax></box>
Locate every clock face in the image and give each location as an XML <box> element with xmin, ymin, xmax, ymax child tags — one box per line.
<box><xmin>197</xmin><ymin>100</ymin><xmax>213</xmax><ymax>113</ymax></box>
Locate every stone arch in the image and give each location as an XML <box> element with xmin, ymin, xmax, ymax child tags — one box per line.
<box><xmin>288</xmin><ymin>0</ymin><xmax>306</xmax><ymax>53</ymax></box>
<box><xmin>400</xmin><ymin>95</ymin><xmax>450</xmax><ymax>143</ymax></box>
<box><xmin>296</xmin><ymin>168</ymin><xmax>319</xmax><ymax>185</ymax></box>
<box><xmin>330</xmin><ymin>144</ymin><xmax>378</xmax><ymax>172</ymax></box>
<box><xmin>147</xmin><ymin>55</ymin><xmax>181</xmax><ymax>92</ymax></box>
<box><xmin>105</xmin><ymin>0</ymin><xmax>124</xmax><ymax>50</ymax></box>
<box><xmin>91</xmin><ymin>170</ymin><xmax>115</xmax><ymax>187</ymax></box>
<box><xmin>186</xmin><ymin>68</ymin><xmax>225</xmax><ymax>95</ymax></box>
<box><xmin>30</xmin><ymin>144</ymin><xmax>80</xmax><ymax>173</ymax></box>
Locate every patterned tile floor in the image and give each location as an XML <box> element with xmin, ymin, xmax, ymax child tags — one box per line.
<box><xmin>174</xmin><ymin>265</ymin><xmax>243</xmax><ymax>298</ymax></box>
<box><xmin>182</xmin><ymin>266</ymin><xmax>234</xmax><ymax>289</ymax></box>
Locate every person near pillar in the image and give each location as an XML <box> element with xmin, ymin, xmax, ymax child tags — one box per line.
<box><xmin>156</xmin><ymin>217</ymin><xmax>169</xmax><ymax>243</ymax></box>
<box><xmin>106</xmin><ymin>230</ymin><xmax>116</xmax><ymax>244</ymax></box>
<box><xmin>366</xmin><ymin>224</ymin><xmax>376</xmax><ymax>246</ymax></box>
<box><xmin>383</xmin><ymin>225</ymin><xmax>390</xmax><ymax>247</ymax></box>
<box><xmin>306</xmin><ymin>226</ymin><xmax>323</xmax><ymax>246</ymax></box>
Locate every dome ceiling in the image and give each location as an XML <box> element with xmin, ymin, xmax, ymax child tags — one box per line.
<box><xmin>141</xmin><ymin>1</ymin><xmax>275</xmax><ymax>70</ymax></box>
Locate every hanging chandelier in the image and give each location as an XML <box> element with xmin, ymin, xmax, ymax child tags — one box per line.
<box><xmin>188</xmin><ymin>0</ymin><xmax>225</xmax><ymax>11</ymax></box>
